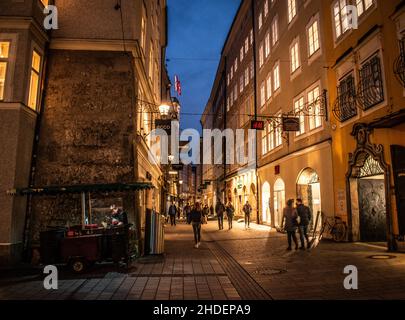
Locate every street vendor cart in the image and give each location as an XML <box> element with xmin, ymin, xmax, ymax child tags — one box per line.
<box><xmin>8</xmin><ymin>182</ymin><xmax>154</xmax><ymax>273</ymax></box>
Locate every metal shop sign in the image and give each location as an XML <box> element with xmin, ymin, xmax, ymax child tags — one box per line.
<box><xmin>155</xmin><ymin>119</ymin><xmax>172</xmax><ymax>134</ymax></box>
<box><xmin>282</xmin><ymin>117</ymin><xmax>300</xmax><ymax>132</ymax></box>
<box><xmin>251</xmin><ymin>120</ymin><xmax>265</xmax><ymax>130</ymax></box>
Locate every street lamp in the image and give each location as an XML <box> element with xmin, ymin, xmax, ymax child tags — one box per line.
<box><xmin>159</xmin><ymin>104</ymin><xmax>171</xmax><ymax>117</ymax></box>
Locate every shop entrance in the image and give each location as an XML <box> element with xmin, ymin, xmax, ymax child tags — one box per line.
<box><xmin>296</xmin><ymin>168</ymin><xmax>321</xmax><ymax>231</ymax></box>
<box><xmin>392</xmin><ymin>145</ymin><xmax>405</xmax><ymax>237</ymax></box>
<box><xmin>273</xmin><ymin>178</ymin><xmax>285</xmax><ymax>228</ymax></box>
<box><xmin>262</xmin><ymin>182</ymin><xmax>271</xmax><ymax>225</ymax></box>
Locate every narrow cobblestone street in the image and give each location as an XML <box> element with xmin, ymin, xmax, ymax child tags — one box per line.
<box><xmin>1</xmin><ymin>220</ymin><xmax>405</xmax><ymax>300</ymax></box>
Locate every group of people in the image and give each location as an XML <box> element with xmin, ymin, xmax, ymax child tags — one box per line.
<box><xmin>168</xmin><ymin>197</ymin><xmax>312</xmax><ymax>251</ymax></box>
<box><xmin>281</xmin><ymin>198</ymin><xmax>312</xmax><ymax>251</ymax></box>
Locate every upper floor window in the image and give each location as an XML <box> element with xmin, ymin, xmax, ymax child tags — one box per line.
<box><xmin>290</xmin><ymin>40</ymin><xmax>300</xmax><ymax>73</ymax></box>
<box><xmin>308</xmin><ymin>20</ymin><xmax>320</xmax><ymax>57</ymax></box>
<box><xmin>274</xmin><ymin>113</ymin><xmax>283</xmax><ymax>147</ymax></box>
<box><xmin>356</xmin><ymin>0</ymin><xmax>374</xmax><ymax>17</ymax></box>
<box><xmin>259</xmin><ymin>42</ymin><xmax>264</xmax><ymax>68</ymax></box>
<box><xmin>308</xmin><ymin>86</ymin><xmax>322</xmax><ymax>130</ymax></box>
<box><xmin>265</xmin><ymin>32</ymin><xmax>271</xmax><ymax>58</ymax></box>
<box><xmin>273</xmin><ymin>63</ymin><xmax>280</xmax><ymax>91</ymax></box>
<box><xmin>245</xmin><ymin>68</ymin><xmax>250</xmax><ymax>87</ymax></box>
<box><xmin>0</xmin><ymin>42</ymin><xmax>10</xmax><ymax>101</ymax></box>
<box><xmin>334</xmin><ymin>73</ymin><xmax>357</xmax><ymax>122</ymax></box>
<box><xmin>358</xmin><ymin>54</ymin><xmax>384</xmax><ymax>110</ymax></box>
<box><xmin>288</xmin><ymin>0</ymin><xmax>297</xmax><ymax>24</ymax></box>
<box><xmin>234</xmin><ymin>58</ymin><xmax>238</xmax><ymax>72</ymax></box>
<box><xmin>240</xmin><ymin>47</ymin><xmax>244</xmax><ymax>62</ymax></box>
<box><xmin>333</xmin><ymin>0</ymin><xmax>350</xmax><ymax>39</ymax></box>
<box><xmin>250</xmin><ymin>61</ymin><xmax>254</xmax><ymax>79</ymax></box>
<box><xmin>294</xmin><ymin>97</ymin><xmax>305</xmax><ymax>136</ymax></box>
<box><xmin>266</xmin><ymin>74</ymin><xmax>272</xmax><ymax>100</ymax></box>
<box><xmin>250</xmin><ymin>29</ymin><xmax>254</xmax><ymax>45</ymax></box>
<box><xmin>260</xmin><ymin>82</ymin><xmax>266</xmax><ymax>107</ymax></box>
<box><xmin>240</xmin><ymin>75</ymin><xmax>244</xmax><ymax>93</ymax></box>
<box><xmin>245</xmin><ymin>37</ymin><xmax>249</xmax><ymax>54</ymax></box>
<box><xmin>259</xmin><ymin>12</ymin><xmax>263</xmax><ymax>30</ymax></box>
<box><xmin>28</xmin><ymin>50</ymin><xmax>42</xmax><ymax>111</ymax></box>
<box><xmin>264</xmin><ymin>0</ymin><xmax>269</xmax><ymax>17</ymax></box>
<box><xmin>271</xmin><ymin>16</ymin><xmax>279</xmax><ymax>46</ymax></box>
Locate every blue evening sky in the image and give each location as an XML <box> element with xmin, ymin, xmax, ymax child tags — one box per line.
<box><xmin>166</xmin><ymin>0</ymin><xmax>241</xmax><ymax>132</ymax></box>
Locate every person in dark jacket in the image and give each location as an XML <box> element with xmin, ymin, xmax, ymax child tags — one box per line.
<box><xmin>281</xmin><ymin>199</ymin><xmax>299</xmax><ymax>251</ymax></box>
<box><xmin>296</xmin><ymin>198</ymin><xmax>312</xmax><ymax>249</ymax></box>
<box><xmin>243</xmin><ymin>201</ymin><xmax>252</xmax><ymax>229</ymax></box>
<box><xmin>189</xmin><ymin>202</ymin><xmax>203</xmax><ymax>248</ymax></box>
<box><xmin>226</xmin><ymin>202</ymin><xmax>235</xmax><ymax>230</ymax></box>
<box><xmin>215</xmin><ymin>200</ymin><xmax>225</xmax><ymax>230</ymax></box>
<box><xmin>168</xmin><ymin>202</ymin><xmax>177</xmax><ymax>226</ymax></box>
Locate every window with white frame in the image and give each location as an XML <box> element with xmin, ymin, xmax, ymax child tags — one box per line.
<box><xmin>262</xmin><ymin>123</ymin><xmax>270</xmax><ymax>155</ymax></box>
<box><xmin>250</xmin><ymin>60</ymin><xmax>254</xmax><ymax>79</ymax></box>
<box><xmin>294</xmin><ymin>97</ymin><xmax>305</xmax><ymax>136</ymax></box>
<box><xmin>274</xmin><ymin>115</ymin><xmax>283</xmax><ymax>147</ymax></box>
<box><xmin>227</xmin><ymin>74</ymin><xmax>230</xmax><ymax>86</ymax></box>
<box><xmin>271</xmin><ymin>16</ymin><xmax>279</xmax><ymax>46</ymax></box>
<box><xmin>333</xmin><ymin>0</ymin><xmax>350</xmax><ymax>39</ymax></box>
<box><xmin>0</xmin><ymin>41</ymin><xmax>10</xmax><ymax>101</ymax></box>
<box><xmin>308</xmin><ymin>86</ymin><xmax>322</xmax><ymax>130</ymax></box>
<box><xmin>266</xmin><ymin>74</ymin><xmax>272</xmax><ymax>100</ymax></box>
<box><xmin>290</xmin><ymin>40</ymin><xmax>300</xmax><ymax>73</ymax></box>
<box><xmin>28</xmin><ymin>50</ymin><xmax>42</xmax><ymax>111</ymax></box>
<box><xmin>356</xmin><ymin>0</ymin><xmax>374</xmax><ymax>17</ymax></box>
<box><xmin>273</xmin><ymin>63</ymin><xmax>280</xmax><ymax>91</ymax></box>
<box><xmin>245</xmin><ymin>68</ymin><xmax>249</xmax><ymax>87</ymax></box>
<box><xmin>250</xmin><ymin>29</ymin><xmax>253</xmax><ymax>45</ymax></box>
<box><xmin>268</xmin><ymin>123</ymin><xmax>275</xmax><ymax>151</ymax></box>
<box><xmin>260</xmin><ymin>82</ymin><xmax>266</xmax><ymax>107</ymax></box>
<box><xmin>230</xmin><ymin>89</ymin><xmax>234</xmax><ymax>106</ymax></box>
<box><xmin>245</xmin><ymin>37</ymin><xmax>249</xmax><ymax>54</ymax></box>
<box><xmin>288</xmin><ymin>0</ymin><xmax>297</xmax><ymax>23</ymax></box>
<box><xmin>259</xmin><ymin>12</ymin><xmax>263</xmax><ymax>30</ymax></box>
<box><xmin>234</xmin><ymin>85</ymin><xmax>238</xmax><ymax>101</ymax></box>
<box><xmin>264</xmin><ymin>0</ymin><xmax>269</xmax><ymax>17</ymax></box>
<box><xmin>235</xmin><ymin>58</ymin><xmax>238</xmax><ymax>72</ymax></box>
<box><xmin>231</xmin><ymin>65</ymin><xmax>234</xmax><ymax>79</ymax></box>
<box><xmin>240</xmin><ymin>47</ymin><xmax>244</xmax><ymax>62</ymax></box>
<box><xmin>259</xmin><ymin>42</ymin><xmax>264</xmax><ymax>68</ymax></box>
<box><xmin>240</xmin><ymin>76</ymin><xmax>244</xmax><ymax>93</ymax></box>
<box><xmin>265</xmin><ymin>32</ymin><xmax>271</xmax><ymax>58</ymax></box>
<box><xmin>141</xmin><ymin>8</ymin><xmax>146</xmax><ymax>52</ymax></box>
<box><xmin>308</xmin><ymin>19</ymin><xmax>320</xmax><ymax>57</ymax></box>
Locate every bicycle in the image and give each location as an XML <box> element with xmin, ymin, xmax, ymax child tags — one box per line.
<box><xmin>319</xmin><ymin>212</ymin><xmax>347</xmax><ymax>242</ymax></box>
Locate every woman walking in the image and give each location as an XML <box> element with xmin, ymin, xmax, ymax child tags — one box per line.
<box><xmin>226</xmin><ymin>201</ymin><xmax>235</xmax><ymax>230</ymax></box>
<box><xmin>281</xmin><ymin>199</ymin><xmax>299</xmax><ymax>251</ymax></box>
<box><xmin>189</xmin><ymin>202</ymin><xmax>203</xmax><ymax>248</ymax></box>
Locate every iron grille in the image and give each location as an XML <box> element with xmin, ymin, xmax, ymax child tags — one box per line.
<box><xmin>333</xmin><ymin>74</ymin><xmax>358</xmax><ymax>122</ymax></box>
<box><xmin>357</xmin><ymin>55</ymin><xmax>384</xmax><ymax>110</ymax></box>
<box><xmin>394</xmin><ymin>38</ymin><xmax>405</xmax><ymax>88</ymax></box>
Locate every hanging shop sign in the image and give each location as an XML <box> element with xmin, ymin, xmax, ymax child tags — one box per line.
<box><xmin>251</xmin><ymin>120</ymin><xmax>265</xmax><ymax>130</ymax></box>
<box><xmin>155</xmin><ymin>119</ymin><xmax>172</xmax><ymax>134</ymax></box>
<box><xmin>282</xmin><ymin>117</ymin><xmax>300</xmax><ymax>132</ymax></box>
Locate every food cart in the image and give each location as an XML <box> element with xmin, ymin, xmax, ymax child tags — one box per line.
<box><xmin>8</xmin><ymin>182</ymin><xmax>154</xmax><ymax>273</ymax></box>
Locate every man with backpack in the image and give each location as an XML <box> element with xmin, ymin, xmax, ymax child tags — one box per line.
<box><xmin>243</xmin><ymin>201</ymin><xmax>252</xmax><ymax>229</ymax></box>
<box><xmin>168</xmin><ymin>201</ymin><xmax>178</xmax><ymax>226</ymax></box>
<box><xmin>215</xmin><ymin>200</ymin><xmax>225</xmax><ymax>230</ymax></box>
<box><xmin>226</xmin><ymin>201</ymin><xmax>235</xmax><ymax>230</ymax></box>
<box><xmin>296</xmin><ymin>198</ymin><xmax>312</xmax><ymax>249</ymax></box>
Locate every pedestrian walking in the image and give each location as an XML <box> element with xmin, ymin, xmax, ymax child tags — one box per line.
<box><xmin>209</xmin><ymin>205</ymin><xmax>214</xmax><ymax>217</ymax></box>
<box><xmin>296</xmin><ymin>198</ymin><xmax>312</xmax><ymax>249</ymax></box>
<box><xmin>188</xmin><ymin>202</ymin><xmax>203</xmax><ymax>248</ymax></box>
<box><xmin>215</xmin><ymin>200</ymin><xmax>225</xmax><ymax>230</ymax></box>
<box><xmin>281</xmin><ymin>199</ymin><xmax>299</xmax><ymax>251</ymax></box>
<box><xmin>202</xmin><ymin>204</ymin><xmax>209</xmax><ymax>224</ymax></box>
<box><xmin>243</xmin><ymin>201</ymin><xmax>252</xmax><ymax>229</ymax></box>
<box><xmin>226</xmin><ymin>201</ymin><xmax>235</xmax><ymax>230</ymax></box>
<box><xmin>168</xmin><ymin>201</ymin><xmax>177</xmax><ymax>226</ymax></box>
<box><xmin>184</xmin><ymin>202</ymin><xmax>192</xmax><ymax>224</ymax></box>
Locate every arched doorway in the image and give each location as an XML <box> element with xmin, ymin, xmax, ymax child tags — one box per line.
<box><xmin>273</xmin><ymin>178</ymin><xmax>285</xmax><ymax>228</ymax></box>
<box><xmin>346</xmin><ymin>124</ymin><xmax>394</xmax><ymax>249</ymax></box>
<box><xmin>297</xmin><ymin>168</ymin><xmax>321</xmax><ymax>231</ymax></box>
<box><xmin>262</xmin><ymin>182</ymin><xmax>271</xmax><ymax>225</ymax></box>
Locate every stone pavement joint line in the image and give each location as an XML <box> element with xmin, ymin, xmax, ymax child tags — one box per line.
<box><xmin>207</xmin><ymin>241</ymin><xmax>273</xmax><ymax>300</ymax></box>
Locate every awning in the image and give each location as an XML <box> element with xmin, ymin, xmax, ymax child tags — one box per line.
<box><xmin>7</xmin><ymin>182</ymin><xmax>154</xmax><ymax>196</ymax></box>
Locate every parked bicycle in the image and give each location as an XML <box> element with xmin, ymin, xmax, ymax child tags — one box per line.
<box><xmin>319</xmin><ymin>212</ymin><xmax>347</xmax><ymax>242</ymax></box>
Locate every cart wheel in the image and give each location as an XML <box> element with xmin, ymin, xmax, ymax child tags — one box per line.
<box><xmin>70</xmin><ymin>258</ymin><xmax>87</xmax><ymax>274</ymax></box>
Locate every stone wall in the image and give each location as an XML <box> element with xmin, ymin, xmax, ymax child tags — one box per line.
<box><xmin>29</xmin><ymin>49</ymin><xmax>138</xmax><ymax>243</ymax></box>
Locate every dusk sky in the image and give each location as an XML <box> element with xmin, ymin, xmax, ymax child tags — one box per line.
<box><xmin>166</xmin><ymin>0</ymin><xmax>241</xmax><ymax>131</ymax></box>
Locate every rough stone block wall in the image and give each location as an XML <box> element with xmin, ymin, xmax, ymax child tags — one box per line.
<box><xmin>29</xmin><ymin>49</ymin><xmax>137</xmax><ymax>243</ymax></box>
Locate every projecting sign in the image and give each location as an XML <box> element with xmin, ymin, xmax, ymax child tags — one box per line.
<box><xmin>282</xmin><ymin>117</ymin><xmax>300</xmax><ymax>132</ymax></box>
<box><xmin>155</xmin><ymin>119</ymin><xmax>172</xmax><ymax>134</ymax></box>
<box><xmin>251</xmin><ymin>120</ymin><xmax>265</xmax><ymax>130</ymax></box>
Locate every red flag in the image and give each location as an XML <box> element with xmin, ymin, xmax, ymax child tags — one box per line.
<box><xmin>174</xmin><ymin>75</ymin><xmax>182</xmax><ymax>96</ymax></box>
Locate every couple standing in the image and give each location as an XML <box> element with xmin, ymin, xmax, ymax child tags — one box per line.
<box><xmin>215</xmin><ymin>200</ymin><xmax>233</xmax><ymax>230</ymax></box>
<box><xmin>281</xmin><ymin>198</ymin><xmax>312</xmax><ymax>251</ymax></box>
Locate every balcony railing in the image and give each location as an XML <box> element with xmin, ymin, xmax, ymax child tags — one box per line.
<box><xmin>394</xmin><ymin>38</ymin><xmax>405</xmax><ymax>88</ymax></box>
<box><xmin>333</xmin><ymin>74</ymin><xmax>358</xmax><ymax>122</ymax></box>
<box><xmin>357</xmin><ymin>55</ymin><xmax>384</xmax><ymax>110</ymax></box>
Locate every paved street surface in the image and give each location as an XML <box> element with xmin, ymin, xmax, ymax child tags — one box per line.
<box><xmin>1</xmin><ymin>220</ymin><xmax>405</xmax><ymax>300</ymax></box>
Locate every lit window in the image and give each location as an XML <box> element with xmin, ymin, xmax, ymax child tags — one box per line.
<box><xmin>271</xmin><ymin>16</ymin><xmax>279</xmax><ymax>46</ymax></box>
<box><xmin>259</xmin><ymin>12</ymin><xmax>263</xmax><ymax>30</ymax></box>
<box><xmin>240</xmin><ymin>76</ymin><xmax>244</xmax><ymax>93</ymax></box>
<box><xmin>288</xmin><ymin>0</ymin><xmax>297</xmax><ymax>23</ymax></box>
<box><xmin>28</xmin><ymin>50</ymin><xmax>42</xmax><ymax>110</ymax></box>
<box><xmin>290</xmin><ymin>41</ymin><xmax>300</xmax><ymax>73</ymax></box>
<box><xmin>356</xmin><ymin>0</ymin><xmax>374</xmax><ymax>16</ymax></box>
<box><xmin>245</xmin><ymin>37</ymin><xmax>249</xmax><ymax>54</ymax></box>
<box><xmin>334</xmin><ymin>0</ymin><xmax>350</xmax><ymax>39</ymax></box>
<box><xmin>265</xmin><ymin>32</ymin><xmax>271</xmax><ymax>58</ymax></box>
<box><xmin>308</xmin><ymin>20</ymin><xmax>320</xmax><ymax>57</ymax></box>
<box><xmin>250</xmin><ymin>29</ymin><xmax>253</xmax><ymax>45</ymax></box>
<box><xmin>262</xmin><ymin>124</ymin><xmax>269</xmax><ymax>155</ymax></box>
<box><xmin>259</xmin><ymin>43</ymin><xmax>264</xmax><ymax>68</ymax></box>
<box><xmin>0</xmin><ymin>42</ymin><xmax>10</xmax><ymax>100</ymax></box>
<box><xmin>250</xmin><ymin>61</ymin><xmax>254</xmax><ymax>80</ymax></box>
<box><xmin>235</xmin><ymin>58</ymin><xmax>238</xmax><ymax>72</ymax></box>
<box><xmin>264</xmin><ymin>0</ymin><xmax>269</xmax><ymax>17</ymax></box>
<box><xmin>273</xmin><ymin>63</ymin><xmax>280</xmax><ymax>91</ymax></box>
<box><xmin>274</xmin><ymin>114</ymin><xmax>282</xmax><ymax>147</ymax></box>
<box><xmin>294</xmin><ymin>97</ymin><xmax>305</xmax><ymax>136</ymax></box>
<box><xmin>260</xmin><ymin>82</ymin><xmax>266</xmax><ymax>107</ymax></box>
<box><xmin>266</xmin><ymin>74</ymin><xmax>272</xmax><ymax>100</ymax></box>
<box><xmin>245</xmin><ymin>68</ymin><xmax>249</xmax><ymax>87</ymax></box>
<box><xmin>227</xmin><ymin>74</ymin><xmax>230</xmax><ymax>86</ymax></box>
<box><xmin>308</xmin><ymin>86</ymin><xmax>322</xmax><ymax>130</ymax></box>
<box><xmin>240</xmin><ymin>47</ymin><xmax>244</xmax><ymax>62</ymax></box>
